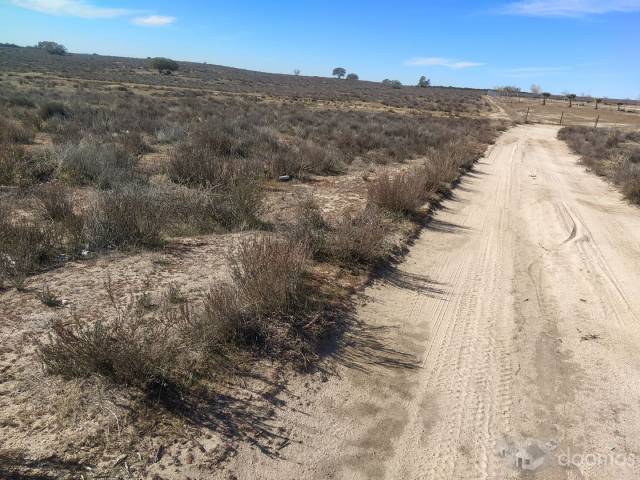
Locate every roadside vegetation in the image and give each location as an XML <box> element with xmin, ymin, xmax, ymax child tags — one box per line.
<box><xmin>0</xmin><ymin>45</ymin><xmax>505</xmax><ymax>477</ymax></box>
<box><xmin>559</xmin><ymin>126</ymin><xmax>640</xmax><ymax>204</ymax></box>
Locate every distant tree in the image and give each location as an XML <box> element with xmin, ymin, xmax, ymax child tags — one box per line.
<box><xmin>566</xmin><ymin>93</ymin><xmax>576</xmax><ymax>107</ymax></box>
<box><xmin>36</xmin><ymin>41</ymin><xmax>67</xmax><ymax>55</ymax></box>
<box><xmin>497</xmin><ymin>86</ymin><xmax>521</xmax><ymax>98</ymax></box>
<box><xmin>594</xmin><ymin>97</ymin><xmax>603</xmax><ymax>110</ymax></box>
<box><xmin>332</xmin><ymin>67</ymin><xmax>346</xmax><ymax>79</ymax></box>
<box><xmin>346</xmin><ymin>73</ymin><xmax>359</xmax><ymax>80</ymax></box>
<box><xmin>293</xmin><ymin>69</ymin><xmax>301</xmax><ymax>76</ymax></box>
<box><xmin>617</xmin><ymin>102</ymin><xmax>624</xmax><ymax>111</ymax></box>
<box><xmin>418</xmin><ymin>76</ymin><xmax>431</xmax><ymax>88</ymax></box>
<box><xmin>382</xmin><ymin>79</ymin><xmax>402</xmax><ymax>89</ymax></box>
<box><xmin>542</xmin><ymin>92</ymin><xmax>551</xmax><ymax>105</ymax></box>
<box><xmin>530</xmin><ymin>84</ymin><xmax>542</xmax><ymax>94</ymax></box>
<box><xmin>149</xmin><ymin>57</ymin><xmax>179</xmax><ymax>74</ymax></box>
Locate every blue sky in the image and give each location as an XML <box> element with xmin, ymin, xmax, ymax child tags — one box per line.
<box><xmin>1</xmin><ymin>0</ymin><xmax>638</xmax><ymax>98</ymax></box>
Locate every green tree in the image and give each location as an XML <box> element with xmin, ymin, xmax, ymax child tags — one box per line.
<box><xmin>418</xmin><ymin>76</ymin><xmax>431</xmax><ymax>87</ymax></box>
<box><xmin>594</xmin><ymin>98</ymin><xmax>603</xmax><ymax>110</ymax></box>
<box><xmin>382</xmin><ymin>79</ymin><xmax>402</xmax><ymax>89</ymax></box>
<box><xmin>346</xmin><ymin>73</ymin><xmax>359</xmax><ymax>80</ymax></box>
<box><xmin>566</xmin><ymin>93</ymin><xmax>576</xmax><ymax>107</ymax></box>
<box><xmin>36</xmin><ymin>41</ymin><xmax>67</xmax><ymax>55</ymax></box>
<box><xmin>332</xmin><ymin>67</ymin><xmax>346</xmax><ymax>79</ymax></box>
<box><xmin>149</xmin><ymin>57</ymin><xmax>179</xmax><ymax>74</ymax></box>
<box><xmin>542</xmin><ymin>92</ymin><xmax>551</xmax><ymax>106</ymax></box>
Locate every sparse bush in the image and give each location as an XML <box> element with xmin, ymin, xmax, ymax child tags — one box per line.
<box><xmin>367</xmin><ymin>170</ymin><xmax>430</xmax><ymax>215</ymax></box>
<box><xmin>38</xmin><ymin>285</ymin><xmax>63</xmax><ymax>307</ymax></box>
<box><xmin>155</xmin><ymin>124</ymin><xmax>187</xmax><ymax>144</ymax></box>
<box><xmin>287</xmin><ymin>197</ymin><xmax>328</xmax><ymax>256</ymax></box>
<box><xmin>84</xmin><ymin>185</ymin><xmax>167</xmax><ymax>249</ymax></box>
<box><xmin>322</xmin><ymin>206</ymin><xmax>389</xmax><ymax>266</ymax></box>
<box><xmin>198</xmin><ymin>235</ymin><xmax>311</xmax><ymax>353</ymax></box>
<box><xmin>559</xmin><ymin>126</ymin><xmax>640</xmax><ymax>204</ymax></box>
<box><xmin>37</xmin><ymin>304</ymin><xmax>185</xmax><ymax>395</ymax></box>
<box><xmin>0</xmin><ymin>207</ymin><xmax>60</xmax><ymax>289</ymax></box>
<box><xmin>57</xmin><ymin>141</ymin><xmax>140</xmax><ymax>188</ymax></box>
<box><xmin>8</xmin><ymin>93</ymin><xmax>36</xmax><ymax>108</ymax></box>
<box><xmin>0</xmin><ymin>118</ymin><xmax>35</xmax><ymax>144</ymax></box>
<box><xmin>33</xmin><ymin>183</ymin><xmax>84</xmax><ymax>246</ymax></box>
<box><xmin>0</xmin><ymin>145</ymin><xmax>56</xmax><ymax>187</ymax></box>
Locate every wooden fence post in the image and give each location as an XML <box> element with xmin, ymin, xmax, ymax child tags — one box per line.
<box><xmin>594</xmin><ymin>115</ymin><xmax>599</xmax><ymax>129</ymax></box>
<box><xmin>560</xmin><ymin>111</ymin><xmax>564</xmax><ymax>125</ymax></box>
<box><xmin>525</xmin><ymin>107</ymin><xmax>530</xmax><ymax>123</ymax></box>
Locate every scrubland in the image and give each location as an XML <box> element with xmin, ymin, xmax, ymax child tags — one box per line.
<box><xmin>0</xmin><ymin>46</ymin><xmax>505</xmax><ymax>478</ymax></box>
<box><xmin>559</xmin><ymin>126</ymin><xmax>640</xmax><ymax>204</ymax></box>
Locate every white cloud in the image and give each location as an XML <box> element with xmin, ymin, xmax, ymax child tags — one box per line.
<box><xmin>9</xmin><ymin>0</ymin><xmax>131</xmax><ymax>18</ymax></box>
<box><xmin>132</xmin><ymin>15</ymin><xmax>176</xmax><ymax>26</ymax></box>
<box><xmin>501</xmin><ymin>0</ymin><xmax>640</xmax><ymax>17</ymax></box>
<box><xmin>405</xmin><ymin>57</ymin><xmax>484</xmax><ymax>69</ymax></box>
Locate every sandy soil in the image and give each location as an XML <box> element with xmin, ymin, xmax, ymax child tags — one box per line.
<box><xmin>218</xmin><ymin>124</ymin><xmax>640</xmax><ymax>479</ymax></box>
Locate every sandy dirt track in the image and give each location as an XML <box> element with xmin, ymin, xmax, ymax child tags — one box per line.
<box><xmin>222</xmin><ymin>124</ymin><xmax>640</xmax><ymax>480</ymax></box>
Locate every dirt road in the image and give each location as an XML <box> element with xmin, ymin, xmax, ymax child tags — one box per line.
<box><xmin>224</xmin><ymin>124</ymin><xmax>640</xmax><ymax>479</ymax></box>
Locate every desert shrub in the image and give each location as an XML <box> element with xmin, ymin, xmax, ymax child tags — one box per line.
<box><xmin>34</xmin><ymin>183</ymin><xmax>75</xmax><ymax>222</ymax></box>
<box><xmin>168</xmin><ymin>140</ymin><xmax>255</xmax><ymax>187</ymax></box>
<box><xmin>287</xmin><ymin>197</ymin><xmax>328</xmax><ymax>256</ymax></box>
<box><xmin>622</xmin><ymin>173</ymin><xmax>640</xmax><ymax>203</ymax></box>
<box><xmin>34</xmin><ymin>183</ymin><xmax>84</xmax><ymax>246</ymax></box>
<box><xmin>617</xmin><ymin>157</ymin><xmax>640</xmax><ymax>204</ymax></box>
<box><xmin>0</xmin><ymin>145</ymin><xmax>56</xmax><ymax>187</ymax></box>
<box><xmin>297</xmin><ymin>141</ymin><xmax>345</xmax><ymax>175</ymax></box>
<box><xmin>57</xmin><ymin>141</ymin><xmax>140</xmax><ymax>188</ymax></box>
<box><xmin>39</xmin><ymin>101</ymin><xmax>70</xmax><ymax>120</ymax></box>
<box><xmin>197</xmin><ymin>235</ymin><xmax>311</xmax><ymax>353</ymax></box>
<box><xmin>559</xmin><ymin>126</ymin><xmax>640</xmax><ymax>204</ymax></box>
<box><xmin>8</xmin><ymin>93</ymin><xmax>36</xmax><ymax>108</ymax></box>
<box><xmin>84</xmin><ymin>185</ymin><xmax>167</xmax><ymax>249</ymax></box>
<box><xmin>155</xmin><ymin>124</ymin><xmax>187</xmax><ymax>144</ymax></box>
<box><xmin>38</xmin><ymin>304</ymin><xmax>185</xmax><ymax>395</ymax></box>
<box><xmin>0</xmin><ymin>118</ymin><xmax>35</xmax><ymax>144</ymax></box>
<box><xmin>322</xmin><ymin>206</ymin><xmax>389</xmax><ymax>266</ymax></box>
<box><xmin>117</xmin><ymin>131</ymin><xmax>151</xmax><ymax>156</ymax></box>
<box><xmin>0</xmin><ymin>207</ymin><xmax>60</xmax><ymax>289</ymax></box>
<box><xmin>367</xmin><ymin>170</ymin><xmax>430</xmax><ymax>215</ymax></box>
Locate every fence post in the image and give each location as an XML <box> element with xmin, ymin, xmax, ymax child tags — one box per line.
<box><xmin>594</xmin><ymin>115</ymin><xmax>599</xmax><ymax>129</ymax></box>
<box><xmin>560</xmin><ymin>111</ymin><xmax>564</xmax><ymax>125</ymax></box>
<box><xmin>525</xmin><ymin>107</ymin><xmax>530</xmax><ymax>123</ymax></box>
